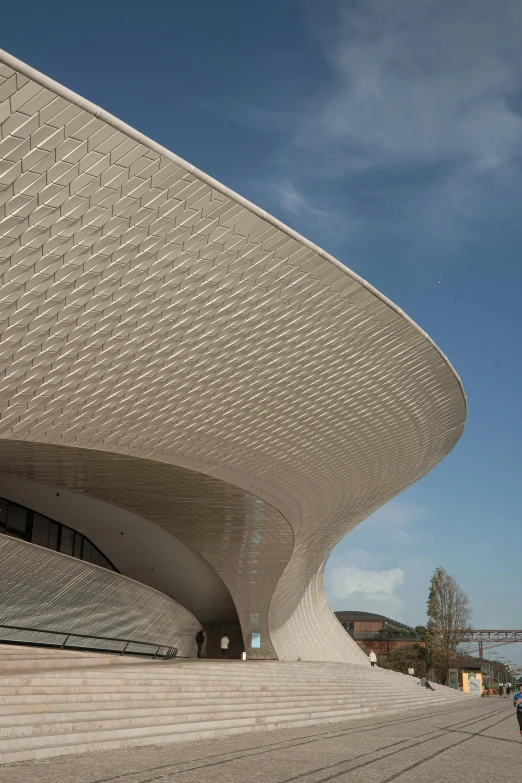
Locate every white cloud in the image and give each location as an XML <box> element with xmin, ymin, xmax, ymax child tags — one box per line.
<box><xmin>302</xmin><ymin>0</ymin><xmax>522</xmax><ymax>174</ymax></box>
<box><xmin>327</xmin><ymin>564</ymin><xmax>404</xmax><ymax>599</ymax></box>
<box><xmin>220</xmin><ymin>0</ymin><xmax>522</xmax><ymax>249</ymax></box>
<box><xmin>276</xmin><ymin>181</ymin><xmax>330</xmax><ymax>218</ymax></box>
<box><xmin>363</xmin><ymin>501</ymin><xmax>426</xmax><ymax>545</ymax></box>
<box><xmin>268</xmin><ymin>180</ymin><xmax>357</xmax><ymax>245</ymax></box>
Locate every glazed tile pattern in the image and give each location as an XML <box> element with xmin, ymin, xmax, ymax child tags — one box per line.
<box><xmin>0</xmin><ymin>535</ymin><xmax>200</xmax><ymax>656</ymax></box>
<box><xmin>0</xmin><ymin>442</ymin><xmax>291</xmax><ymax>660</ymax></box>
<box><xmin>0</xmin><ymin>51</ymin><xmax>466</xmax><ymax>664</ymax></box>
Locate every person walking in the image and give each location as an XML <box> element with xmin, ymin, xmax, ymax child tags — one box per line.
<box><xmin>368</xmin><ymin>650</ymin><xmax>377</xmax><ymax>667</ymax></box>
<box><xmin>513</xmin><ymin>684</ymin><xmax>522</xmax><ymax>742</ymax></box>
<box><xmin>220</xmin><ymin>633</ymin><xmax>230</xmax><ymax>659</ymax></box>
<box><xmin>498</xmin><ymin>684</ymin><xmax>504</xmax><ymax>698</ymax></box>
<box><xmin>196</xmin><ymin>629</ymin><xmax>205</xmax><ymax>658</ymax></box>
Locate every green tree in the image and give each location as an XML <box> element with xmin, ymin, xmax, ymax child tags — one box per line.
<box><xmin>426</xmin><ymin>567</ymin><xmax>472</xmax><ymax>684</ymax></box>
<box><xmin>381</xmin><ymin>644</ymin><xmax>428</xmax><ymax>677</ymax></box>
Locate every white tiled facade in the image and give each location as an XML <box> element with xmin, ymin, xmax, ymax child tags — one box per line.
<box><xmin>0</xmin><ymin>50</ymin><xmax>466</xmax><ymax>664</ymax></box>
<box><xmin>0</xmin><ymin>535</ymin><xmax>200</xmax><ymax>656</ymax></box>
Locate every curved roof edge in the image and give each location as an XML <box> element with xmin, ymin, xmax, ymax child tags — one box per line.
<box><xmin>0</xmin><ymin>48</ymin><xmax>466</xmax><ymax>412</ymax></box>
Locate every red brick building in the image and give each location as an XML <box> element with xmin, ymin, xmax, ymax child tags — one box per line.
<box><xmin>335</xmin><ymin>611</ymin><xmax>425</xmax><ymax>663</ymax></box>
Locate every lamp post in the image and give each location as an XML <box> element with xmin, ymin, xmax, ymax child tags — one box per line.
<box><xmin>495</xmin><ymin>655</ymin><xmax>505</xmax><ymax>689</ymax></box>
<box><xmin>490</xmin><ymin>651</ymin><xmax>497</xmax><ymax>684</ymax></box>
<box><xmin>490</xmin><ymin>653</ymin><xmax>502</xmax><ymax>687</ymax></box>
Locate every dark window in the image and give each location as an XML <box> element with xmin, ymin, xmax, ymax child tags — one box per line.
<box><xmin>82</xmin><ymin>540</ymin><xmax>92</xmax><ymax>563</ymax></box>
<box><xmin>48</xmin><ymin>521</ymin><xmax>59</xmax><ymax>551</ymax></box>
<box><xmin>59</xmin><ymin>526</ymin><xmax>74</xmax><ymax>556</ymax></box>
<box><xmin>0</xmin><ymin>496</ymin><xmax>117</xmax><ymax>572</ymax></box>
<box><xmin>73</xmin><ymin>533</ymin><xmax>83</xmax><ymax>559</ymax></box>
<box><xmin>6</xmin><ymin>504</ymin><xmax>27</xmax><ymax>537</ymax></box>
<box><xmin>32</xmin><ymin>514</ymin><xmax>50</xmax><ymax>547</ymax></box>
<box><xmin>0</xmin><ymin>499</ymin><xmax>7</xmax><ymax>531</ymax></box>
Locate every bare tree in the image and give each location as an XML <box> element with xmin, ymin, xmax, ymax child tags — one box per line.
<box><xmin>426</xmin><ymin>567</ymin><xmax>472</xmax><ymax>684</ymax></box>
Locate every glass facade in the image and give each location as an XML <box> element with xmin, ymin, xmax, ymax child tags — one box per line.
<box><xmin>0</xmin><ymin>497</ymin><xmax>118</xmax><ymax>572</ymax></box>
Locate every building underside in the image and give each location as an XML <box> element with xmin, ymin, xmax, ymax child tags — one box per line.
<box><xmin>0</xmin><ymin>49</ymin><xmax>466</xmax><ymax>663</ymax></box>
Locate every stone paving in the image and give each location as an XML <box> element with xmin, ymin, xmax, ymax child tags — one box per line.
<box><xmin>0</xmin><ymin>698</ymin><xmax>518</xmax><ymax>782</ymax></box>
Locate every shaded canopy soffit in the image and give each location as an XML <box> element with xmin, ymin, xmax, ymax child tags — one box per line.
<box><xmin>0</xmin><ymin>443</ymin><xmax>292</xmax><ymax>660</ymax></box>
<box><xmin>0</xmin><ymin>50</ymin><xmax>466</xmax><ymax>663</ymax></box>
<box><xmin>0</xmin><ymin>471</ymin><xmax>240</xmax><ymax>627</ymax></box>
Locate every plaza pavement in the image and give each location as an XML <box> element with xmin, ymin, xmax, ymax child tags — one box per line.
<box><xmin>0</xmin><ymin>697</ymin><xmax>517</xmax><ymax>782</ymax></box>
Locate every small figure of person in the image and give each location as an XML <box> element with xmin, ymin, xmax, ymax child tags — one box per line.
<box><xmin>498</xmin><ymin>684</ymin><xmax>504</xmax><ymax>698</ymax></box>
<box><xmin>420</xmin><ymin>675</ymin><xmax>435</xmax><ymax>691</ymax></box>
<box><xmin>196</xmin><ymin>629</ymin><xmax>205</xmax><ymax>659</ymax></box>
<box><xmin>507</xmin><ymin>684</ymin><xmax>512</xmax><ymax>696</ymax></box>
<box><xmin>368</xmin><ymin>650</ymin><xmax>377</xmax><ymax>667</ymax></box>
<box><xmin>513</xmin><ymin>684</ymin><xmax>522</xmax><ymax>743</ymax></box>
<box><xmin>220</xmin><ymin>633</ymin><xmax>230</xmax><ymax>658</ymax></box>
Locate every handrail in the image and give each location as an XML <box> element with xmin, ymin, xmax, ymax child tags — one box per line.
<box><xmin>0</xmin><ymin>622</ymin><xmax>178</xmax><ymax>659</ymax></box>
<box><xmin>345</xmin><ymin>631</ymin><xmax>424</xmax><ymax>641</ymax></box>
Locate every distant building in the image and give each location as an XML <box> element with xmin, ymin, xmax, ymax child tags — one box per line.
<box><xmin>335</xmin><ymin>611</ymin><xmax>424</xmax><ymax>662</ymax></box>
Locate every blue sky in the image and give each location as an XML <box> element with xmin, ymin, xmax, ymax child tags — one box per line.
<box><xmin>3</xmin><ymin>0</ymin><xmax>521</xmax><ymax>658</ymax></box>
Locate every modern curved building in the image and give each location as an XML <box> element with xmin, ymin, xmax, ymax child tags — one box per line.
<box><xmin>0</xmin><ymin>50</ymin><xmax>466</xmax><ymax>664</ymax></box>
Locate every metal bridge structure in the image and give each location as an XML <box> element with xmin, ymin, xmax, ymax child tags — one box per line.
<box><xmin>457</xmin><ymin>630</ymin><xmax>522</xmax><ymax>659</ymax></box>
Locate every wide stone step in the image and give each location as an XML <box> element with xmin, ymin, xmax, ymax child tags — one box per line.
<box><xmin>1</xmin><ymin>687</ymin><xmax>453</xmax><ymax>709</ymax></box>
<box><xmin>0</xmin><ymin>694</ymin><xmax>465</xmax><ymax>765</ymax></box>
<box><xmin>0</xmin><ymin>693</ymin><xmax>461</xmax><ymax>748</ymax></box>
<box><xmin>0</xmin><ymin>662</ymin><xmax>385</xmax><ymax>675</ymax></box>
<box><xmin>0</xmin><ymin>701</ymin><xmax>412</xmax><ymax>737</ymax></box>
<box><xmin>0</xmin><ymin>672</ymin><xmax>424</xmax><ymax>683</ymax></box>
<box><xmin>0</xmin><ymin>669</ymin><xmax>421</xmax><ymax>685</ymax></box>
<box><xmin>0</xmin><ymin>691</ymin><xmax>457</xmax><ymax>726</ymax></box>
<box><xmin>0</xmin><ymin>670</ymin><xmax>419</xmax><ymax>685</ymax></box>
<box><xmin>0</xmin><ymin>681</ymin><xmax>442</xmax><ymax>702</ymax></box>
<box><xmin>0</xmin><ymin>688</ymin><xmax>433</xmax><ymax>708</ymax></box>
<box><xmin>0</xmin><ymin>647</ymin><xmax>468</xmax><ymax>766</ymax></box>
<box><xmin>0</xmin><ymin>682</ymin><xmax>434</xmax><ymax>703</ymax></box>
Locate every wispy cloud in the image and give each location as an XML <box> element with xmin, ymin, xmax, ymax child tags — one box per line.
<box><xmin>324</xmin><ymin>499</ymin><xmax>429</xmax><ymax>619</ymax></box>
<box><xmin>327</xmin><ymin>564</ymin><xmax>405</xmax><ymax>599</ymax></box>
<box><xmin>301</xmin><ymin>0</ymin><xmax>522</xmax><ymax>173</ymax></box>
<box><xmin>271</xmin><ymin>180</ymin><xmax>355</xmax><ymax>242</ymax></box>
<box><xmin>276</xmin><ymin>180</ymin><xmax>330</xmax><ymax>218</ymax></box>
<box><xmin>214</xmin><ymin>0</ymin><xmax>522</xmax><ymax>254</ymax></box>
<box><xmin>293</xmin><ymin>0</ymin><xmax>522</xmax><ymax>244</ymax></box>
<box><xmin>362</xmin><ymin>501</ymin><xmax>426</xmax><ymax>545</ymax></box>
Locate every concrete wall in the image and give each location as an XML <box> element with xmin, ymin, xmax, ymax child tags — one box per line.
<box><xmin>0</xmin><ymin>535</ymin><xmax>201</xmax><ymax>656</ymax></box>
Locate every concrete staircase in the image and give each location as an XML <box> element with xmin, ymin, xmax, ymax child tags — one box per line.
<box><xmin>0</xmin><ymin>645</ymin><xmax>469</xmax><ymax>765</ymax></box>
<box><xmin>0</xmin><ymin>643</ymin><xmax>148</xmax><ymax>672</ymax></box>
